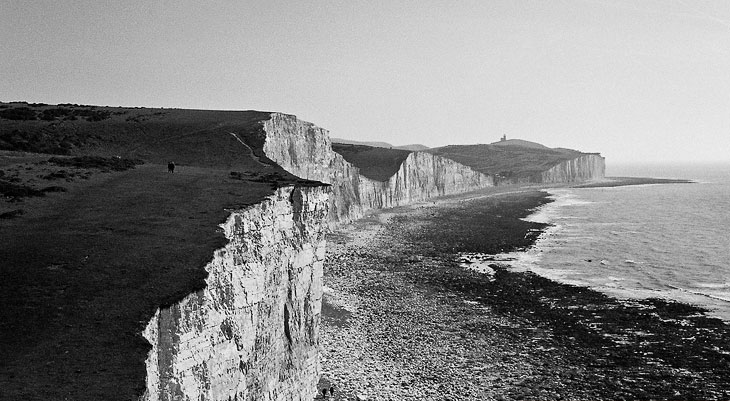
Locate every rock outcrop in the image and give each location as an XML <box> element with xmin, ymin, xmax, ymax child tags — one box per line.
<box><xmin>356</xmin><ymin>151</ymin><xmax>493</xmax><ymax>209</ymax></box>
<box><xmin>539</xmin><ymin>153</ymin><xmax>605</xmax><ymax>183</ymax></box>
<box><xmin>262</xmin><ymin>113</ymin><xmax>493</xmax><ymax>224</ymax></box>
<box><xmin>141</xmin><ymin>185</ymin><xmax>328</xmax><ymax>401</ymax></box>
<box><xmin>138</xmin><ymin>112</ymin><xmax>604</xmax><ymax>401</ymax></box>
<box><xmin>0</xmin><ymin>102</ymin><xmax>609</xmax><ymax>401</ymax></box>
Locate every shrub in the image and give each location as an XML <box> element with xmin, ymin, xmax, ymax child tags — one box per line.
<box><xmin>48</xmin><ymin>156</ymin><xmax>143</xmax><ymax>171</ymax></box>
<box><xmin>0</xmin><ymin>180</ymin><xmax>45</xmax><ymax>198</ymax></box>
<box><xmin>0</xmin><ymin>209</ymin><xmax>25</xmax><ymax>219</ymax></box>
<box><xmin>41</xmin><ymin>186</ymin><xmax>67</xmax><ymax>193</ymax></box>
<box><xmin>0</xmin><ymin>107</ymin><xmax>37</xmax><ymax>120</ymax></box>
<box><xmin>39</xmin><ymin>108</ymin><xmax>73</xmax><ymax>121</ymax></box>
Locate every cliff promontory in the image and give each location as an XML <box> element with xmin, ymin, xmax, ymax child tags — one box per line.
<box><xmin>427</xmin><ymin>141</ymin><xmax>605</xmax><ymax>184</ymax></box>
<box><xmin>0</xmin><ymin>102</ymin><xmax>605</xmax><ymax>401</ymax></box>
<box><xmin>0</xmin><ymin>104</ymin><xmax>329</xmax><ymax>401</ymax></box>
<box><xmin>141</xmin><ymin>186</ymin><xmax>328</xmax><ymax>401</ymax></box>
<box><xmin>262</xmin><ymin>113</ymin><xmax>494</xmax><ymax>224</ymax></box>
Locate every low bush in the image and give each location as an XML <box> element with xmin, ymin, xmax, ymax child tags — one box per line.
<box><xmin>0</xmin><ymin>107</ymin><xmax>37</xmax><ymax>121</ymax></box>
<box><xmin>0</xmin><ymin>180</ymin><xmax>45</xmax><ymax>198</ymax></box>
<box><xmin>48</xmin><ymin>156</ymin><xmax>143</xmax><ymax>171</ymax></box>
<box><xmin>0</xmin><ymin>209</ymin><xmax>25</xmax><ymax>219</ymax></box>
<box><xmin>41</xmin><ymin>186</ymin><xmax>67</xmax><ymax>193</ymax></box>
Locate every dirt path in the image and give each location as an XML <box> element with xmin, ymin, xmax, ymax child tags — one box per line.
<box><xmin>229</xmin><ymin>132</ymin><xmax>270</xmax><ymax>166</ymax></box>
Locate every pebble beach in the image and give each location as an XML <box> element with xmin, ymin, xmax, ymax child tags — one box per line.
<box><xmin>317</xmin><ymin>189</ymin><xmax>730</xmax><ymax>401</ymax></box>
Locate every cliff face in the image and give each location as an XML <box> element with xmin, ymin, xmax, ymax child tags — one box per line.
<box><xmin>262</xmin><ymin>113</ymin><xmax>364</xmax><ymax>223</ymax></box>
<box><xmin>141</xmin><ymin>185</ymin><xmax>328</xmax><ymax>401</ymax></box>
<box><xmin>139</xmin><ymin>112</ymin><xmax>600</xmax><ymax>401</ymax></box>
<box><xmin>262</xmin><ymin>113</ymin><xmax>493</xmax><ymax>224</ymax></box>
<box><xmin>539</xmin><ymin>154</ymin><xmax>605</xmax><ymax>183</ymax></box>
<box><xmin>425</xmin><ymin>143</ymin><xmax>606</xmax><ymax>185</ymax></box>
<box><xmin>357</xmin><ymin>152</ymin><xmax>493</xmax><ymax>209</ymax></box>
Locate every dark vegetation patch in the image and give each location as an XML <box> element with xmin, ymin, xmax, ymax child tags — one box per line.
<box><xmin>0</xmin><ymin>128</ymin><xmax>99</xmax><ymax>155</ymax></box>
<box><xmin>427</xmin><ymin>144</ymin><xmax>586</xmax><ymax>184</ymax></box>
<box><xmin>0</xmin><ymin>209</ymin><xmax>25</xmax><ymax>219</ymax></box>
<box><xmin>48</xmin><ymin>156</ymin><xmax>143</xmax><ymax>172</ymax></box>
<box><xmin>229</xmin><ymin>170</ymin><xmax>323</xmax><ymax>188</ymax></box>
<box><xmin>332</xmin><ymin>143</ymin><xmax>412</xmax><ymax>181</ymax></box>
<box><xmin>40</xmin><ymin>186</ymin><xmax>67</xmax><ymax>193</ymax></box>
<box><xmin>0</xmin><ymin>104</ymin><xmax>275</xmax><ymax>168</ymax></box>
<box><xmin>1</xmin><ymin>178</ymin><xmax>67</xmax><ymax>199</ymax></box>
<box><xmin>0</xmin><ymin>179</ymin><xmax>45</xmax><ymax>198</ymax></box>
<box><xmin>0</xmin><ymin>104</ymin><xmax>112</xmax><ymax>122</ymax></box>
<box><xmin>0</xmin><ymin>107</ymin><xmax>37</xmax><ymax>121</ymax></box>
<box><xmin>42</xmin><ymin>170</ymin><xmax>75</xmax><ymax>180</ymax></box>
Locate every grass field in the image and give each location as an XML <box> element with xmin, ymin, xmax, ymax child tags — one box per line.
<box><xmin>0</xmin><ymin>104</ymin><xmax>323</xmax><ymax>400</ymax></box>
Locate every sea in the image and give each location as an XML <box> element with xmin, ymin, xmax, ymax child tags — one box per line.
<box><xmin>489</xmin><ymin>163</ymin><xmax>730</xmax><ymax>321</ymax></box>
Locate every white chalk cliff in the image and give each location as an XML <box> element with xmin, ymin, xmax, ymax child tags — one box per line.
<box><xmin>539</xmin><ymin>153</ymin><xmax>605</xmax><ymax>183</ymax></box>
<box><xmin>262</xmin><ymin>113</ymin><xmax>494</xmax><ymax>224</ymax></box>
<box><xmin>140</xmin><ymin>112</ymin><xmax>604</xmax><ymax>401</ymax></box>
<box><xmin>141</xmin><ymin>186</ymin><xmax>328</xmax><ymax>401</ymax></box>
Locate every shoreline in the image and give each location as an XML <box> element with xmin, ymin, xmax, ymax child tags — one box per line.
<box><xmin>319</xmin><ymin>188</ymin><xmax>730</xmax><ymax>400</ymax></box>
<box><xmin>491</xmin><ymin>184</ymin><xmax>730</xmax><ymax>322</ymax></box>
<box><xmin>573</xmin><ymin>176</ymin><xmax>694</xmax><ymax>188</ymax></box>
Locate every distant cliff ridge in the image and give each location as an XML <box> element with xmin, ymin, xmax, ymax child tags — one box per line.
<box><xmin>0</xmin><ymin>103</ymin><xmax>605</xmax><ymax>401</ymax></box>
<box><xmin>426</xmin><ymin>142</ymin><xmax>605</xmax><ymax>184</ymax></box>
<box><xmin>540</xmin><ymin>153</ymin><xmax>605</xmax><ymax>183</ymax></box>
<box><xmin>263</xmin><ymin>113</ymin><xmax>493</xmax><ymax>224</ymax></box>
<box><xmin>330</xmin><ymin>137</ymin><xmax>429</xmax><ymax>151</ymax></box>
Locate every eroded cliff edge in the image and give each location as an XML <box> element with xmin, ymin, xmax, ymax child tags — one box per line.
<box><xmin>1</xmin><ymin>103</ymin><xmax>605</xmax><ymax>400</ymax></box>
<box><xmin>262</xmin><ymin>113</ymin><xmax>494</xmax><ymax>224</ymax></box>
<box><xmin>140</xmin><ymin>113</ymin><xmax>497</xmax><ymax>400</ymax></box>
<box><xmin>426</xmin><ymin>143</ymin><xmax>605</xmax><ymax>185</ymax></box>
<box><xmin>539</xmin><ymin>153</ymin><xmax>605</xmax><ymax>183</ymax></box>
<box><xmin>141</xmin><ymin>185</ymin><xmax>328</xmax><ymax>401</ymax></box>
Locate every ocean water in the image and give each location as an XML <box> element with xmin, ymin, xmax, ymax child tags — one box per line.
<box><xmin>490</xmin><ymin>163</ymin><xmax>730</xmax><ymax>321</ymax></box>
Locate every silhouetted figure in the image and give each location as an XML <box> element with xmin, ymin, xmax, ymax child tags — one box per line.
<box><xmin>168</xmin><ymin>161</ymin><xmax>175</xmax><ymax>173</ymax></box>
<box><xmin>329</xmin><ymin>385</ymin><xmax>335</xmax><ymax>396</ymax></box>
<box><xmin>321</xmin><ymin>388</ymin><xmax>328</xmax><ymax>398</ymax></box>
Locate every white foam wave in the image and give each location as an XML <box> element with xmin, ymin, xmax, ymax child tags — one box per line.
<box><xmin>521</xmin><ymin>189</ymin><xmax>593</xmax><ymax>224</ymax></box>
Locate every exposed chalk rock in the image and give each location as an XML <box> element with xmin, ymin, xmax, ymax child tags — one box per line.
<box><xmin>262</xmin><ymin>113</ymin><xmax>493</xmax><ymax>224</ymax></box>
<box><xmin>141</xmin><ymin>186</ymin><xmax>329</xmax><ymax>401</ymax></box>
<box><xmin>539</xmin><ymin>153</ymin><xmax>605</xmax><ymax>183</ymax></box>
<box><xmin>139</xmin><ymin>112</ymin><xmax>604</xmax><ymax>401</ymax></box>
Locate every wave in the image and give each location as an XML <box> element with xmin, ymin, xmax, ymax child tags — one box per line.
<box><xmin>478</xmin><ymin>182</ymin><xmax>730</xmax><ymax>321</ymax></box>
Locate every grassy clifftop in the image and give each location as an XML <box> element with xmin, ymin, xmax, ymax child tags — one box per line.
<box><xmin>0</xmin><ymin>102</ymin><xmax>277</xmax><ymax>168</ymax></box>
<box><xmin>426</xmin><ymin>142</ymin><xmax>591</xmax><ymax>183</ymax></box>
<box><xmin>0</xmin><ymin>103</ymin><xmax>321</xmax><ymax>400</ymax></box>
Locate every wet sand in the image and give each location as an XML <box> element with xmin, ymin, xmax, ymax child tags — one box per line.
<box><xmin>318</xmin><ymin>189</ymin><xmax>730</xmax><ymax>401</ymax></box>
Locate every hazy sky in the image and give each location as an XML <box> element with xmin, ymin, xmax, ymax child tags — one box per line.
<box><xmin>2</xmin><ymin>1</ymin><xmax>729</xmax><ymax>163</ymax></box>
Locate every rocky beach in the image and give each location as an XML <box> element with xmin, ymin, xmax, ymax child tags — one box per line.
<box><xmin>318</xmin><ymin>188</ymin><xmax>730</xmax><ymax>401</ymax></box>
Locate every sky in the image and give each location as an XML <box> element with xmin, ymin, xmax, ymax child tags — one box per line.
<box><xmin>2</xmin><ymin>0</ymin><xmax>730</xmax><ymax>163</ymax></box>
